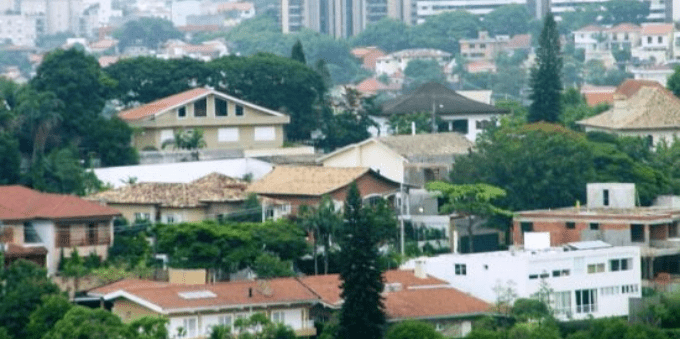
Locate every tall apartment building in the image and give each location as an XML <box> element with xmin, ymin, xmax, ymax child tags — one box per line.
<box><xmin>0</xmin><ymin>13</ymin><xmax>37</xmax><ymax>46</ymax></box>
<box><xmin>281</xmin><ymin>0</ymin><xmax>413</xmax><ymax>38</ymax></box>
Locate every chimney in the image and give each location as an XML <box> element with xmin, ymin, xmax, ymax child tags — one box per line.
<box><xmin>414</xmin><ymin>259</ymin><xmax>427</xmax><ymax>279</ymax></box>
<box><xmin>248</xmin><ymin>287</ymin><xmax>253</xmax><ymax>298</ymax></box>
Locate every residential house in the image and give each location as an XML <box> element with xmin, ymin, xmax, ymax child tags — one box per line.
<box><xmin>88</xmin><ymin>278</ymin><xmax>318</xmax><ymax>338</ymax></box>
<box><xmin>607</xmin><ymin>23</ymin><xmax>642</xmax><ymax>51</ymax></box>
<box><xmin>503</xmin><ymin>34</ymin><xmax>532</xmax><ymax>56</ymax></box>
<box><xmin>403</xmin><ymin>237</ymin><xmax>642</xmax><ymax>321</ymax></box>
<box><xmin>513</xmin><ymin>183</ymin><xmax>680</xmax><ymax>279</ymax></box>
<box><xmin>354</xmin><ymin>78</ymin><xmax>401</xmax><ymax>97</ymax></box>
<box><xmin>375</xmin><ymin>49</ymin><xmax>452</xmax><ymax>76</ymax></box>
<box><xmin>87</xmin><ymin>173</ymin><xmax>290</xmax><ymax>224</ymax></box>
<box><xmin>351</xmin><ymin>46</ymin><xmax>386</xmax><ymax>71</ymax></box>
<box><xmin>318</xmin><ymin>133</ymin><xmax>473</xmax><ymax>187</ymax></box>
<box><xmin>246</xmin><ymin>166</ymin><xmax>403</xmax><ymax>214</ymax></box>
<box><xmin>0</xmin><ymin>186</ymin><xmax>120</xmax><ymax>275</ymax></box>
<box><xmin>577</xmin><ymin>85</ymin><xmax>680</xmax><ymax>146</ymax></box>
<box><xmin>630</xmin><ymin>64</ymin><xmax>675</xmax><ymax>86</ymax></box>
<box><xmin>580</xmin><ymin>85</ymin><xmax>616</xmax><ymax>107</ymax></box>
<box><xmin>633</xmin><ymin>23</ymin><xmax>674</xmax><ymax>63</ymax></box>
<box><xmin>573</xmin><ymin>25</ymin><xmax>607</xmax><ymax>53</ymax></box>
<box><xmin>299</xmin><ymin>269</ymin><xmax>491</xmax><ymax>338</ymax></box>
<box><xmin>465</xmin><ymin>60</ymin><xmax>497</xmax><ymax>74</ymax></box>
<box><xmin>119</xmin><ymin>87</ymin><xmax>290</xmax><ymax>152</ymax></box>
<box><xmin>573</xmin><ymin>23</ymin><xmax>640</xmax><ymax>67</ymax></box>
<box><xmin>381</xmin><ymin>82</ymin><xmax>509</xmax><ymax>141</ymax></box>
<box><xmin>459</xmin><ymin>31</ymin><xmax>508</xmax><ymax>61</ymax></box>
<box><xmin>160</xmin><ymin>40</ymin><xmax>229</xmax><ymax>61</ymax></box>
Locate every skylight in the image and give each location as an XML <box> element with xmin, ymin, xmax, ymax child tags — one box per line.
<box><xmin>178</xmin><ymin>290</ymin><xmax>217</xmax><ymax>299</ymax></box>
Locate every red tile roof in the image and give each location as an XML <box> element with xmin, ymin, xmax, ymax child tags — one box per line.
<box><xmin>575</xmin><ymin>25</ymin><xmax>604</xmax><ymax>32</ymax></box>
<box><xmin>615</xmin><ymin>79</ymin><xmax>665</xmax><ymax>98</ymax></box>
<box><xmin>506</xmin><ymin>34</ymin><xmax>532</xmax><ymax>49</ymax></box>
<box><xmin>584</xmin><ymin>92</ymin><xmax>615</xmax><ymax>106</ymax></box>
<box><xmin>118</xmin><ymin>87</ymin><xmax>211</xmax><ymax>121</ymax></box>
<box><xmin>89</xmin><ymin>279</ymin><xmax>168</xmax><ymax>297</ymax></box>
<box><xmin>0</xmin><ymin>186</ymin><xmax>120</xmax><ymax>222</ymax></box>
<box><xmin>641</xmin><ymin>23</ymin><xmax>674</xmax><ymax>35</ymax></box>
<box><xmin>609</xmin><ymin>23</ymin><xmax>641</xmax><ymax>33</ymax></box>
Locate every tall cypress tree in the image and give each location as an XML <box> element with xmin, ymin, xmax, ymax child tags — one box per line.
<box><xmin>337</xmin><ymin>182</ymin><xmax>386</xmax><ymax>339</ymax></box>
<box><xmin>291</xmin><ymin>39</ymin><xmax>307</xmax><ymax>64</ymax></box>
<box><xmin>529</xmin><ymin>13</ymin><xmax>562</xmax><ymax>123</ymax></box>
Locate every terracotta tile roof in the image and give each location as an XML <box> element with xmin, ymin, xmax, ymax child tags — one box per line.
<box><xmin>351</xmin><ymin>47</ymin><xmax>380</xmax><ymax>58</ymax></box>
<box><xmin>583</xmin><ymin>91</ymin><xmax>615</xmax><ymax>106</ymax></box>
<box><xmin>355</xmin><ymin>78</ymin><xmax>400</xmax><ymax>95</ymax></box>
<box><xmin>615</xmin><ymin>79</ymin><xmax>665</xmax><ymax>98</ymax></box>
<box><xmin>98</xmin><ymin>56</ymin><xmax>119</xmax><ymax>68</ymax></box>
<box><xmin>609</xmin><ymin>23</ymin><xmax>641</xmax><ymax>33</ymax></box>
<box><xmin>299</xmin><ymin>270</ymin><xmax>489</xmax><ymax>319</ymax></box>
<box><xmin>578</xmin><ymin>86</ymin><xmax>680</xmax><ymax>130</ymax></box>
<box><xmin>119</xmin><ymin>87</ymin><xmax>211</xmax><ymax>121</ymax></box>
<box><xmin>247</xmin><ymin>166</ymin><xmax>394</xmax><ymax>196</ymax></box>
<box><xmin>466</xmin><ymin>60</ymin><xmax>497</xmax><ymax>74</ymax></box>
<box><xmin>378</xmin><ymin>133</ymin><xmax>474</xmax><ymax>158</ymax></box>
<box><xmin>0</xmin><ymin>186</ymin><xmax>120</xmax><ymax>222</ymax></box>
<box><xmin>89</xmin><ymin>39</ymin><xmax>118</xmax><ymax>50</ymax></box>
<box><xmin>97</xmin><ymin>278</ymin><xmax>319</xmax><ymax>313</ymax></box>
<box><xmin>505</xmin><ymin>34</ymin><xmax>531</xmax><ymax>49</ymax></box>
<box><xmin>87</xmin><ymin>173</ymin><xmax>249</xmax><ymax>208</ymax></box>
<box><xmin>89</xmin><ymin>279</ymin><xmax>168</xmax><ymax>297</ymax></box>
<box><xmin>641</xmin><ymin>23</ymin><xmax>674</xmax><ymax>35</ymax></box>
<box><xmin>385</xmin><ymin>287</ymin><xmax>491</xmax><ymax>320</ymax></box>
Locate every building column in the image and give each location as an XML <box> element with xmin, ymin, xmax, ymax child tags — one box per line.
<box><xmin>644</xmin><ymin>224</ymin><xmax>651</xmax><ymax>245</ymax></box>
<box><xmin>448</xmin><ymin>121</ymin><xmax>453</xmax><ymax>131</ymax></box>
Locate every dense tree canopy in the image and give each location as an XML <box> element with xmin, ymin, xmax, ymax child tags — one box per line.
<box><xmin>114</xmin><ymin>17</ymin><xmax>182</xmax><ymax>50</ymax></box>
<box><xmin>482</xmin><ymin>5</ymin><xmax>534</xmax><ymax>37</ymax></box>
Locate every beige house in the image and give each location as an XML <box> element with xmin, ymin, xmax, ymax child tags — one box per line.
<box><xmin>577</xmin><ymin>85</ymin><xmax>680</xmax><ymax>146</ymax></box>
<box><xmin>87</xmin><ymin>173</ymin><xmax>290</xmax><ymax>224</ymax></box>
<box><xmin>119</xmin><ymin>87</ymin><xmax>290</xmax><ymax>152</ymax></box>
<box><xmin>88</xmin><ymin>278</ymin><xmax>318</xmax><ymax>338</ymax></box>
<box><xmin>318</xmin><ymin>133</ymin><xmax>473</xmax><ymax>187</ymax></box>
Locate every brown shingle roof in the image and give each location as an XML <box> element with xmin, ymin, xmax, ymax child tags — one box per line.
<box><xmin>378</xmin><ymin>133</ymin><xmax>474</xmax><ymax>158</ymax></box>
<box><xmin>98</xmin><ymin>278</ymin><xmax>319</xmax><ymax>313</ymax></box>
<box><xmin>119</xmin><ymin>87</ymin><xmax>211</xmax><ymax>121</ymax></box>
<box><xmin>578</xmin><ymin>86</ymin><xmax>680</xmax><ymax>130</ymax></box>
<box><xmin>87</xmin><ymin>173</ymin><xmax>248</xmax><ymax>208</ymax></box>
<box><xmin>247</xmin><ymin>166</ymin><xmax>388</xmax><ymax>196</ymax></box>
<box><xmin>0</xmin><ymin>186</ymin><xmax>120</xmax><ymax>222</ymax></box>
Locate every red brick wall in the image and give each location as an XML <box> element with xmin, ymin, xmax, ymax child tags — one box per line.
<box><xmin>650</xmin><ymin>224</ymin><xmax>668</xmax><ymax>240</ymax></box>
<box><xmin>513</xmin><ymin>220</ymin><xmax>632</xmax><ymax>245</ymax></box>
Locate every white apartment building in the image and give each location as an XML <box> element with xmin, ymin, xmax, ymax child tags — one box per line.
<box><xmin>415</xmin><ymin>0</ymin><xmax>528</xmax><ymax>24</ymax></box>
<box><xmin>375</xmin><ymin>48</ymin><xmax>452</xmax><ymax>76</ymax></box>
<box><xmin>403</xmin><ymin>235</ymin><xmax>642</xmax><ymax>321</ymax></box>
<box><xmin>0</xmin><ymin>14</ymin><xmax>37</xmax><ymax>46</ymax></box>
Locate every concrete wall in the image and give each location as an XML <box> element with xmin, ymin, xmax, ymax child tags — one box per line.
<box><xmin>321</xmin><ymin>141</ymin><xmax>405</xmax><ymax>184</ymax></box>
<box><xmin>112</xmin><ymin>299</ymin><xmax>160</xmax><ymax>323</ymax></box>
<box><xmin>168</xmin><ymin>268</ymin><xmax>207</xmax><ymax>284</ymax></box>
<box><xmin>586</xmin><ymin>183</ymin><xmax>636</xmax><ymax>209</ymax></box>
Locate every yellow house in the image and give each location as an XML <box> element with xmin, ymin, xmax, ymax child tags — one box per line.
<box><xmin>119</xmin><ymin>87</ymin><xmax>291</xmax><ymax>152</ymax></box>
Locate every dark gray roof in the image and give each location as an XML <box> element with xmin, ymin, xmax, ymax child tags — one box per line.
<box><xmin>382</xmin><ymin>82</ymin><xmax>509</xmax><ymax>116</ymax></box>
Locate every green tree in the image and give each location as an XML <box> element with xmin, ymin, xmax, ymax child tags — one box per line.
<box><xmin>386</xmin><ymin>320</ymin><xmax>444</xmax><ymax>339</ymax></box>
<box><xmin>601</xmin><ymin>0</ymin><xmax>651</xmax><ymax>25</ymax></box>
<box><xmin>0</xmin><ymin>260</ymin><xmax>61</xmax><ymax>339</ymax></box>
<box><xmin>25</xmin><ymin>295</ymin><xmax>73</xmax><ymax>339</ymax></box>
<box><xmin>483</xmin><ymin>5</ymin><xmax>532</xmax><ymax>36</ymax></box>
<box><xmin>410</xmin><ymin>10</ymin><xmax>481</xmax><ymax>54</ymax></box>
<box><xmin>25</xmin><ymin>147</ymin><xmax>103</xmax><ymax>196</ymax></box>
<box><xmin>115</xmin><ymin>17</ymin><xmax>182</xmax><ymax>50</ymax></box>
<box><xmin>93</xmin><ymin>117</ymin><xmax>139</xmax><ymax>166</ymax></box>
<box><xmin>668</xmin><ymin>66</ymin><xmax>680</xmax><ymax>97</ymax></box>
<box><xmin>388</xmin><ymin>113</ymin><xmax>435</xmax><ymax>134</ymax></box>
<box><xmin>404</xmin><ymin>59</ymin><xmax>446</xmax><ymax>92</ymax></box>
<box><xmin>62</xmin><ymin>248</ymin><xmax>88</xmax><ymax>294</ymax></box>
<box><xmin>337</xmin><ymin>183</ymin><xmax>386</xmax><ymax>339</ymax></box>
<box><xmin>426</xmin><ymin>182</ymin><xmax>509</xmax><ymax>253</ymax></box>
<box><xmin>291</xmin><ymin>39</ymin><xmax>307</xmax><ymax>64</ymax></box>
<box><xmin>15</xmin><ymin>86</ymin><xmax>63</xmax><ymax>163</ymax></box>
<box><xmin>252</xmin><ymin>252</ymin><xmax>295</xmax><ymax>278</ymax></box>
<box><xmin>350</xmin><ymin>18</ymin><xmax>413</xmax><ymax>52</ymax></box>
<box><xmin>127</xmin><ymin>317</ymin><xmax>169</xmax><ymax>339</ymax></box>
<box><xmin>43</xmin><ymin>306</ymin><xmax>128</xmax><ymax>339</ymax></box>
<box><xmin>529</xmin><ymin>13</ymin><xmax>562</xmax><ymax>123</ymax></box>
<box><xmin>0</xmin><ymin>131</ymin><xmax>20</xmax><ymax>184</ymax></box>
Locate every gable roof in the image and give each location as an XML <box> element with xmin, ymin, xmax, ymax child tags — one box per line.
<box><xmin>577</xmin><ymin>86</ymin><xmax>680</xmax><ymax>130</ymax></box>
<box><xmin>87</xmin><ymin>173</ymin><xmax>249</xmax><ymax>208</ymax></box>
<box><xmin>0</xmin><ymin>186</ymin><xmax>120</xmax><ymax>222</ymax></box>
<box><xmin>95</xmin><ymin>278</ymin><xmax>319</xmax><ymax>314</ymax></box>
<box><xmin>641</xmin><ymin>23</ymin><xmax>674</xmax><ymax>35</ymax></box>
<box><xmin>575</xmin><ymin>25</ymin><xmax>604</xmax><ymax>33</ymax></box>
<box><xmin>382</xmin><ymin>82</ymin><xmax>509</xmax><ymax>116</ymax></box>
<box><xmin>299</xmin><ymin>270</ymin><xmax>489</xmax><ymax>319</ymax></box>
<box><xmin>246</xmin><ymin>166</ymin><xmax>399</xmax><ymax>196</ymax></box>
<box><xmin>609</xmin><ymin>23</ymin><xmax>641</xmax><ymax>33</ymax></box>
<box><xmin>615</xmin><ymin>79</ymin><xmax>665</xmax><ymax>98</ymax></box>
<box><xmin>118</xmin><ymin>87</ymin><xmax>287</xmax><ymax>122</ymax></box>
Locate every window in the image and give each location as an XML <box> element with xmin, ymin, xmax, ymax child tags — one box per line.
<box><xmin>587</xmin><ymin>263</ymin><xmax>605</xmax><ymax>274</ymax></box>
<box><xmin>566</xmin><ymin>222</ymin><xmax>575</xmax><ymax>229</ymax></box>
<box><xmin>56</xmin><ymin>225</ymin><xmax>70</xmax><ymax>248</ymax></box>
<box><xmin>520</xmin><ymin>222</ymin><xmax>533</xmax><ymax>233</ymax></box>
<box><xmin>575</xmin><ymin>289</ymin><xmax>597</xmax><ymax>313</ymax></box>
<box><xmin>271</xmin><ymin>311</ymin><xmax>285</xmax><ymax>323</ymax></box>
<box><xmin>658</xmin><ymin>36</ymin><xmax>663</xmax><ymax>43</ymax></box>
<box><xmin>625</xmin><ymin>33</ymin><xmax>629</xmax><ymax>40</ymax></box>
<box><xmin>178</xmin><ymin>106</ymin><xmax>186</xmax><ymax>118</ymax></box>
<box><xmin>254</xmin><ymin>126</ymin><xmax>276</xmax><ymax>141</ymax></box>
<box><xmin>540</xmin><ymin>272</ymin><xmax>549</xmax><ymax>279</ymax></box>
<box><xmin>671</xmin><ymin>222</ymin><xmax>679</xmax><ymax>238</ymax></box>
<box><xmin>480</xmin><ymin>43</ymin><xmax>486</xmax><ymax>49</ymax></box>
<box><xmin>648</xmin><ymin>36</ymin><xmax>653</xmax><ymax>43</ymax></box>
<box><xmin>631</xmin><ymin>224</ymin><xmax>645</xmax><ymax>242</ymax></box>
<box><xmin>218</xmin><ymin>128</ymin><xmax>239</xmax><ymax>142</ymax></box>
<box><xmin>622</xmin><ymin>284</ymin><xmax>639</xmax><ymax>294</ymax></box>
<box><xmin>218</xmin><ymin>315</ymin><xmax>233</xmax><ymax>328</ymax></box>
<box><xmin>134</xmin><ymin>212</ymin><xmax>151</xmax><ymax>222</ymax></box>
<box><xmin>603</xmin><ymin>189</ymin><xmax>609</xmax><ymax>206</ymax></box>
<box><xmin>590</xmin><ymin>223</ymin><xmax>599</xmax><ymax>230</ymax></box>
<box><xmin>553</xmin><ymin>291</ymin><xmax>571</xmax><ymax>316</ymax></box>
<box><xmin>529</xmin><ymin>274</ymin><xmax>538</xmax><ymax>279</ymax></box>
<box><xmin>610</xmin><ymin>258</ymin><xmax>631</xmax><ymax>271</ymax></box>
<box><xmin>165</xmin><ymin>214</ymin><xmax>177</xmax><ymax>224</ymax></box>
<box><xmin>181</xmin><ymin>318</ymin><xmax>197</xmax><ymax>338</ymax></box>
<box><xmin>553</xmin><ymin>269</ymin><xmax>570</xmax><ymax>277</ymax></box>
<box><xmin>470</xmin><ymin>43</ymin><xmax>476</xmax><ymax>48</ymax></box>
<box><xmin>235</xmin><ymin>105</ymin><xmax>244</xmax><ymax>116</ymax></box>
<box><xmin>194</xmin><ymin>99</ymin><xmax>207</xmax><ymax>117</ymax></box>
<box><xmin>216</xmin><ymin>98</ymin><xmax>228</xmax><ymax>117</ymax></box>
<box><xmin>24</xmin><ymin>222</ymin><xmax>42</xmax><ymax>243</ymax></box>
<box><xmin>88</xmin><ymin>223</ymin><xmax>97</xmax><ymax>245</ymax></box>
<box><xmin>160</xmin><ymin>129</ymin><xmax>174</xmax><ymax>144</ymax></box>
<box><xmin>455</xmin><ymin>263</ymin><xmax>467</xmax><ymax>275</ymax></box>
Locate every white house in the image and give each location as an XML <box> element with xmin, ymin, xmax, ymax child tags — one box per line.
<box><xmin>633</xmin><ymin>23</ymin><xmax>674</xmax><ymax>63</ymax></box>
<box><xmin>402</xmin><ymin>236</ymin><xmax>642</xmax><ymax>321</ymax></box>
<box><xmin>375</xmin><ymin>49</ymin><xmax>452</xmax><ymax>76</ymax></box>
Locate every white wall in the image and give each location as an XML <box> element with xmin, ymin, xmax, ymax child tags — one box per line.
<box><xmin>321</xmin><ymin>140</ymin><xmax>406</xmax><ymax>183</ymax></box>
<box><xmin>31</xmin><ymin>220</ymin><xmax>57</xmax><ymax>275</ymax></box>
<box><xmin>403</xmin><ymin>245</ymin><xmax>641</xmax><ymax>320</ymax></box>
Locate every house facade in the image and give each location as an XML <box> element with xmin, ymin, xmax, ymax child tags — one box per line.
<box><xmin>247</xmin><ymin>166</ymin><xmax>403</xmax><ymax>214</ymax></box>
<box><xmin>403</xmin><ymin>238</ymin><xmax>642</xmax><ymax>321</ymax></box>
<box><xmin>459</xmin><ymin>31</ymin><xmax>508</xmax><ymax>61</ymax></box>
<box><xmin>318</xmin><ymin>133</ymin><xmax>473</xmax><ymax>187</ymax></box>
<box><xmin>633</xmin><ymin>23</ymin><xmax>675</xmax><ymax>63</ymax></box>
<box><xmin>89</xmin><ymin>278</ymin><xmax>318</xmax><ymax>338</ymax></box>
<box><xmin>0</xmin><ymin>186</ymin><xmax>120</xmax><ymax>275</ymax></box>
<box><xmin>513</xmin><ymin>183</ymin><xmax>680</xmax><ymax>279</ymax></box>
<box><xmin>119</xmin><ymin>87</ymin><xmax>290</xmax><ymax>152</ymax></box>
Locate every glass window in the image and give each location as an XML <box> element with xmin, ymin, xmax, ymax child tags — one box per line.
<box><xmin>553</xmin><ymin>291</ymin><xmax>571</xmax><ymax>316</ymax></box>
<box><xmin>216</xmin><ymin>98</ymin><xmax>228</xmax><ymax>117</ymax></box>
<box><xmin>181</xmin><ymin>318</ymin><xmax>197</xmax><ymax>338</ymax></box>
<box><xmin>455</xmin><ymin>263</ymin><xmax>467</xmax><ymax>275</ymax></box>
<box><xmin>587</xmin><ymin>263</ymin><xmax>605</xmax><ymax>274</ymax></box>
<box><xmin>235</xmin><ymin>105</ymin><xmax>244</xmax><ymax>116</ymax></box>
<box><xmin>603</xmin><ymin>189</ymin><xmax>609</xmax><ymax>206</ymax></box>
<box><xmin>590</xmin><ymin>223</ymin><xmax>599</xmax><ymax>230</ymax></box>
<box><xmin>271</xmin><ymin>311</ymin><xmax>285</xmax><ymax>323</ymax></box>
<box><xmin>194</xmin><ymin>99</ymin><xmax>207</xmax><ymax>117</ymax></box>
<box><xmin>218</xmin><ymin>128</ymin><xmax>239</xmax><ymax>142</ymax></box>
<box><xmin>575</xmin><ymin>289</ymin><xmax>597</xmax><ymax>313</ymax></box>
<box><xmin>88</xmin><ymin>223</ymin><xmax>97</xmax><ymax>245</ymax></box>
<box><xmin>178</xmin><ymin>106</ymin><xmax>186</xmax><ymax>118</ymax></box>
<box><xmin>566</xmin><ymin>222</ymin><xmax>575</xmax><ymax>229</ymax></box>
<box><xmin>520</xmin><ymin>222</ymin><xmax>533</xmax><ymax>233</ymax></box>
<box><xmin>631</xmin><ymin>224</ymin><xmax>645</xmax><ymax>242</ymax></box>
